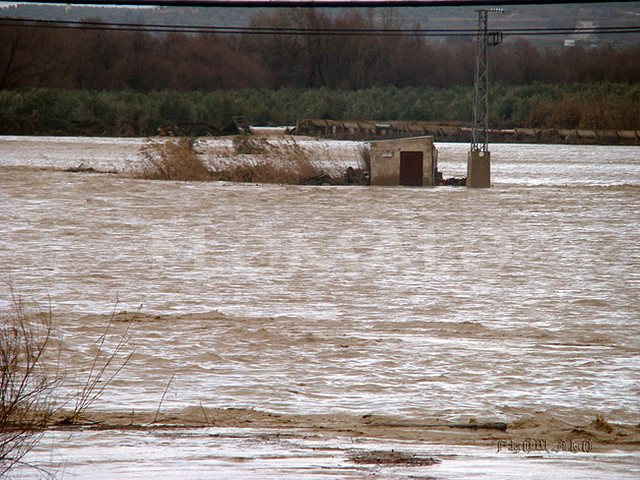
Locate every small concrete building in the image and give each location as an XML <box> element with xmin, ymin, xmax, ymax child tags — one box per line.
<box><xmin>369</xmin><ymin>136</ymin><xmax>438</xmax><ymax>186</ymax></box>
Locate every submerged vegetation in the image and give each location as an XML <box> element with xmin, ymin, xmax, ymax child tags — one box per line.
<box><xmin>349</xmin><ymin>450</ymin><xmax>441</xmax><ymax>466</ymax></box>
<box><xmin>135</xmin><ymin>136</ymin><xmax>367</xmax><ymax>185</ymax></box>
<box><xmin>137</xmin><ymin>138</ymin><xmax>214</xmax><ymax>181</ymax></box>
<box><xmin>216</xmin><ymin>137</ymin><xmax>333</xmax><ymax>185</ymax></box>
<box><xmin>1</xmin><ymin>83</ymin><xmax>639</xmax><ymax>137</ymax></box>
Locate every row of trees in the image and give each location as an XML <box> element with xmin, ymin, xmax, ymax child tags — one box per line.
<box><xmin>2</xmin><ymin>9</ymin><xmax>640</xmax><ymax>91</ymax></box>
<box><xmin>0</xmin><ymin>22</ymin><xmax>270</xmax><ymax>91</ymax></box>
<box><xmin>2</xmin><ymin>84</ymin><xmax>639</xmax><ymax>136</ymax></box>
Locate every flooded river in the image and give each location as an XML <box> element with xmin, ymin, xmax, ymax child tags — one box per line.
<box><xmin>1</xmin><ymin>136</ymin><xmax>639</xmax><ymax>479</ymax></box>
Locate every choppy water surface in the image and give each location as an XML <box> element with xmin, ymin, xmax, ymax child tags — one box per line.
<box><xmin>1</xmin><ymin>137</ymin><xmax>639</xmax><ymax>479</ymax></box>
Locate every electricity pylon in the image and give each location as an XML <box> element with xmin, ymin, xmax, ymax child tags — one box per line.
<box><xmin>468</xmin><ymin>8</ymin><xmax>503</xmax><ymax>188</ymax></box>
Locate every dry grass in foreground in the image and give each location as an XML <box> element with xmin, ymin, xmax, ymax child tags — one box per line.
<box><xmin>0</xmin><ymin>297</ymin><xmax>60</xmax><ymax>477</ymax></box>
<box><xmin>1</xmin><ymin>295</ymin><xmax>135</xmax><ymax>478</ymax></box>
<box><xmin>134</xmin><ymin>136</ymin><xmax>369</xmax><ymax>185</ymax></box>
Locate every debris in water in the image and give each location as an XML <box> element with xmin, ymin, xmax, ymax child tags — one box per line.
<box><xmin>348</xmin><ymin>450</ymin><xmax>440</xmax><ymax>466</ymax></box>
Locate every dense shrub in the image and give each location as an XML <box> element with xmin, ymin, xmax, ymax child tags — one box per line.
<box><xmin>1</xmin><ymin>83</ymin><xmax>639</xmax><ymax>136</ymax></box>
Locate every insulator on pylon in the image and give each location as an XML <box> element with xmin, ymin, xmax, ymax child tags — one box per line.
<box><xmin>487</xmin><ymin>31</ymin><xmax>503</xmax><ymax>46</ymax></box>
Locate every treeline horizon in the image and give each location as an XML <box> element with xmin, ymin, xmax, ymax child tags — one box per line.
<box><xmin>2</xmin><ymin>9</ymin><xmax>640</xmax><ymax>91</ymax></box>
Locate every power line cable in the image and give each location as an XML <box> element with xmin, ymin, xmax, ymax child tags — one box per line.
<box><xmin>6</xmin><ymin>0</ymin><xmax>640</xmax><ymax>8</ymax></box>
<box><xmin>2</xmin><ymin>17</ymin><xmax>640</xmax><ymax>36</ymax></box>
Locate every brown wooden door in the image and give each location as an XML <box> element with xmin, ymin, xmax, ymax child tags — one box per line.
<box><xmin>400</xmin><ymin>151</ymin><xmax>423</xmax><ymax>186</ymax></box>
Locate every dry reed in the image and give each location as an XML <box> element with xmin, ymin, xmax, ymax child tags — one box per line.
<box><xmin>213</xmin><ymin>138</ymin><xmax>334</xmax><ymax>184</ymax></box>
<box><xmin>359</xmin><ymin>144</ymin><xmax>371</xmax><ymax>173</ymax></box>
<box><xmin>135</xmin><ymin>138</ymin><xmax>214</xmax><ymax>181</ymax></box>
<box><xmin>135</xmin><ymin>136</ymin><xmax>344</xmax><ymax>185</ymax></box>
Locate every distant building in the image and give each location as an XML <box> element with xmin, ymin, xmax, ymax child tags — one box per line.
<box><xmin>564</xmin><ymin>20</ymin><xmax>598</xmax><ymax>48</ymax></box>
<box><xmin>369</xmin><ymin>136</ymin><xmax>438</xmax><ymax>187</ymax></box>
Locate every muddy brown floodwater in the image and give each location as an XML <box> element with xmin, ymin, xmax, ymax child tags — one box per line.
<box><xmin>1</xmin><ymin>136</ymin><xmax>639</xmax><ymax>479</ymax></box>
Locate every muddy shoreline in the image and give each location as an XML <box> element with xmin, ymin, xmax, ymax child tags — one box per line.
<box><xmin>49</xmin><ymin>408</ymin><xmax>640</xmax><ymax>453</ymax></box>
<box><xmin>48</xmin><ymin>312</ymin><xmax>640</xmax><ymax>452</ymax></box>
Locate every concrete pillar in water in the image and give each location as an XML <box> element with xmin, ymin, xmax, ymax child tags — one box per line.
<box><xmin>467</xmin><ymin>151</ymin><xmax>491</xmax><ymax>188</ymax></box>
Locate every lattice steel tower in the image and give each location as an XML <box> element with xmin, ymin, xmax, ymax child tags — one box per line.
<box><xmin>471</xmin><ymin>9</ymin><xmax>503</xmax><ymax>154</ymax></box>
<box><xmin>467</xmin><ymin>8</ymin><xmax>503</xmax><ymax>188</ymax></box>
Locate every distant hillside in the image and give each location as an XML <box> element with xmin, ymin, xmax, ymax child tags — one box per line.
<box><xmin>0</xmin><ymin>4</ymin><xmax>254</xmax><ymax>27</ymax></box>
<box><xmin>2</xmin><ymin>2</ymin><xmax>640</xmax><ymax>47</ymax></box>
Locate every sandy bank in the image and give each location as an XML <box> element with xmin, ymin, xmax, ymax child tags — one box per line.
<box><xmin>43</xmin><ymin>308</ymin><xmax>639</xmax><ymax>453</ymax></box>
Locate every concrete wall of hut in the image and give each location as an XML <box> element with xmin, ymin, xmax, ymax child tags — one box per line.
<box><xmin>370</xmin><ymin>137</ymin><xmax>437</xmax><ymax>187</ymax></box>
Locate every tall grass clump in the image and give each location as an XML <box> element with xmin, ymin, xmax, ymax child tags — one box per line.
<box><xmin>134</xmin><ymin>135</ymin><xmax>342</xmax><ymax>184</ymax></box>
<box><xmin>232</xmin><ymin>134</ymin><xmax>267</xmax><ymax>155</ymax></box>
<box><xmin>359</xmin><ymin>144</ymin><xmax>371</xmax><ymax>173</ymax></box>
<box><xmin>214</xmin><ymin>136</ymin><xmax>334</xmax><ymax>184</ymax></box>
<box><xmin>136</xmin><ymin>138</ymin><xmax>213</xmax><ymax>181</ymax></box>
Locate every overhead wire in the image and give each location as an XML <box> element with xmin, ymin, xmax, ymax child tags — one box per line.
<box><xmin>1</xmin><ymin>16</ymin><xmax>640</xmax><ymax>37</ymax></box>
<box><xmin>6</xmin><ymin>0</ymin><xmax>640</xmax><ymax>7</ymax></box>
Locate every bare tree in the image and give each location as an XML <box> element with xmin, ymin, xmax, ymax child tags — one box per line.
<box><xmin>0</xmin><ymin>295</ymin><xmax>61</xmax><ymax>477</ymax></box>
<box><xmin>0</xmin><ymin>26</ymin><xmax>53</xmax><ymax>90</ymax></box>
<box><xmin>1</xmin><ymin>293</ymin><xmax>137</xmax><ymax>478</ymax></box>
